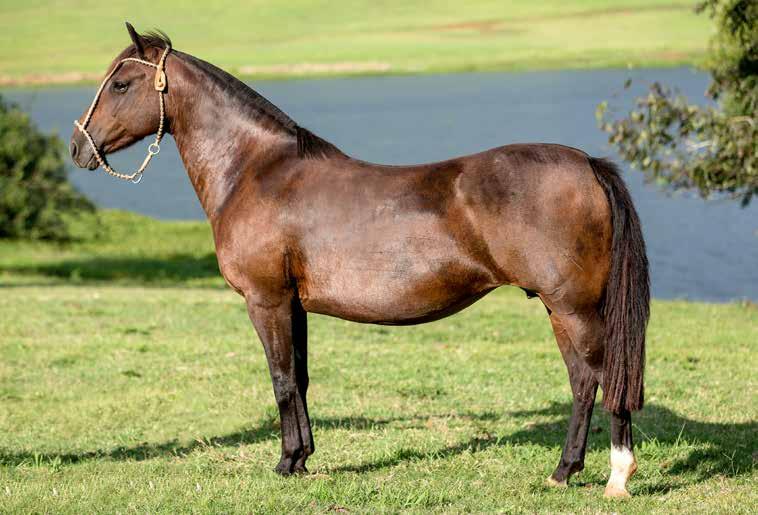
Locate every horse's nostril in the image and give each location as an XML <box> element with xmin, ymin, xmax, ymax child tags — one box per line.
<box><xmin>70</xmin><ymin>140</ymin><xmax>79</xmax><ymax>160</ymax></box>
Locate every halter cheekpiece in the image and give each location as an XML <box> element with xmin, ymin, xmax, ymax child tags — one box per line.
<box><xmin>73</xmin><ymin>45</ymin><xmax>171</xmax><ymax>184</ymax></box>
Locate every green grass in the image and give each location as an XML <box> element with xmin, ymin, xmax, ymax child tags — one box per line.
<box><xmin>0</xmin><ymin>1</ymin><xmax>712</xmax><ymax>85</ymax></box>
<box><xmin>1</xmin><ymin>211</ymin><xmax>756</xmax><ymax>513</ymax></box>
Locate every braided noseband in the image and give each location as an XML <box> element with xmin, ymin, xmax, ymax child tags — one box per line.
<box><xmin>73</xmin><ymin>45</ymin><xmax>171</xmax><ymax>184</ymax></box>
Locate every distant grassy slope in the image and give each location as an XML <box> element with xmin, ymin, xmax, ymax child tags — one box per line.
<box><xmin>0</xmin><ymin>1</ymin><xmax>711</xmax><ymax>85</ymax></box>
<box><xmin>0</xmin><ymin>211</ymin><xmax>756</xmax><ymax>512</ymax></box>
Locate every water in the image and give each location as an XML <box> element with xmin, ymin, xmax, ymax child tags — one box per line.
<box><xmin>4</xmin><ymin>68</ymin><xmax>757</xmax><ymax>302</ymax></box>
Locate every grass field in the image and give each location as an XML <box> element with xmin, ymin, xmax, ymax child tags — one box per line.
<box><xmin>0</xmin><ymin>211</ymin><xmax>756</xmax><ymax>512</ymax></box>
<box><xmin>0</xmin><ymin>1</ymin><xmax>712</xmax><ymax>85</ymax></box>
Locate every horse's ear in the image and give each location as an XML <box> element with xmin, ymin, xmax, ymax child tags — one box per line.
<box><xmin>125</xmin><ymin>21</ymin><xmax>145</xmax><ymax>59</ymax></box>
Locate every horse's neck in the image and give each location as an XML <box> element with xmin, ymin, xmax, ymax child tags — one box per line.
<box><xmin>167</xmin><ymin>57</ymin><xmax>294</xmax><ymax>221</ymax></box>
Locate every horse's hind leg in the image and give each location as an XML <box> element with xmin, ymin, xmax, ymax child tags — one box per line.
<box><xmin>545</xmin><ymin>311</ymin><xmax>602</xmax><ymax>487</ymax></box>
<box><xmin>545</xmin><ymin>309</ymin><xmax>638</xmax><ymax>496</ymax></box>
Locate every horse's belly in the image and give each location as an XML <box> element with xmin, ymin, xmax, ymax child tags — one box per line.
<box><xmin>298</xmin><ymin>251</ymin><xmax>496</xmax><ymax>324</ymax></box>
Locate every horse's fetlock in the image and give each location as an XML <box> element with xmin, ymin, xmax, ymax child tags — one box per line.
<box><xmin>282</xmin><ymin>443</ymin><xmax>304</xmax><ymax>461</ymax></box>
<box><xmin>568</xmin><ymin>460</ymin><xmax>585</xmax><ymax>475</ymax></box>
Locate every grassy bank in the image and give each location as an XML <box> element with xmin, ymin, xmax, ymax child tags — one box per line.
<box><xmin>0</xmin><ymin>1</ymin><xmax>711</xmax><ymax>86</ymax></box>
<box><xmin>0</xmin><ymin>211</ymin><xmax>756</xmax><ymax>512</ymax></box>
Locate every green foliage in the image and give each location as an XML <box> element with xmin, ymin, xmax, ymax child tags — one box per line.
<box><xmin>0</xmin><ymin>95</ymin><xmax>95</xmax><ymax>240</ymax></box>
<box><xmin>598</xmin><ymin>0</ymin><xmax>757</xmax><ymax>205</ymax></box>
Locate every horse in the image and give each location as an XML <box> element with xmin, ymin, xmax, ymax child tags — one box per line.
<box><xmin>70</xmin><ymin>23</ymin><xmax>649</xmax><ymax>498</ymax></box>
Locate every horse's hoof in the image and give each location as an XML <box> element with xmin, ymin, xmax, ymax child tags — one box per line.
<box><xmin>604</xmin><ymin>485</ymin><xmax>631</xmax><ymax>498</ymax></box>
<box><xmin>274</xmin><ymin>461</ymin><xmax>294</xmax><ymax>476</ymax></box>
<box><xmin>545</xmin><ymin>476</ymin><xmax>567</xmax><ymax>488</ymax></box>
<box><xmin>292</xmin><ymin>452</ymin><xmax>310</xmax><ymax>474</ymax></box>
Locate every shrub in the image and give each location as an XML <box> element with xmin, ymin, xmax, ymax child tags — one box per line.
<box><xmin>0</xmin><ymin>95</ymin><xmax>96</xmax><ymax>240</ymax></box>
<box><xmin>597</xmin><ymin>0</ymin><xmax>757</xmax><ymax>205</ymax></box>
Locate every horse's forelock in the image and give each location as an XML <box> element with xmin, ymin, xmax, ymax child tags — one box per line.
<box><xmin>137</xmin><ymin>29</ymin><xmax>172</xmax><ymax>50</ymax></box>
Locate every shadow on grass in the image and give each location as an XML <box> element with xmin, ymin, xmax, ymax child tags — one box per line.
<box><xmin>328</xmin><ymin>403</ymin><xmax>755</xmax><ymax>486</ymax></box>
<box><xmin>1</xmin><ymin>404</ymin><xmax>753</xmax><ymax>490</ymax></box>
<box><xmin>0</xmin><ymin>253</ymin><xmax>220</xmax><ymax>284</ymax></box>
<box><xmin>0</xmin><ymin>412</ymin><xmax>498</xmax><ymax>467</ymax></box>
<box><xmin>0</xmin><ymin>415</ymin><xmax>280</xmax><ymax>466</ymax></box>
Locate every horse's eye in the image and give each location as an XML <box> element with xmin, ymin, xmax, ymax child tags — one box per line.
<box><xmin>113</xmin><ymin>81</ymin><xmax>129</xmax><ymax>93</ymax></box>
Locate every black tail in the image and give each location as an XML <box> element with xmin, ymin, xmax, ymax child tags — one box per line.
<box><xmin>589</xmin><ymin>157</ymin><xmax>650</xmax><ymax>413</ymax></box>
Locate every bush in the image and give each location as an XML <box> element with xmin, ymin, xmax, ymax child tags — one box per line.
<box><xmin>0</xmin><ymin>95</ymin><xmax>96</xmax><ymax>240</ymax></box>
<box><xmin>597</xmin><ymin>0</ymin><xmax>757</xmax><ymax>205</ymax></box>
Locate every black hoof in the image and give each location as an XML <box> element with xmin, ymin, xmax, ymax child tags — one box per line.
<box><xmin>274</xmin><ymin>459</ymin><xmax>294</xmax><ymax>476</ymax></box>
<box><xmin>293</xmin><ymin>455</ymin><xmax>309</xmax><ymax>474</ymax></box>
<box><xmin>274</xmin><ymin>448</ymin><xmax>307</xmax><ymax>476</ymax></box>
<box><xmin>551</xmin><ymin>461</ymin><xmax>585</xmax><ymax>484</ymax></box>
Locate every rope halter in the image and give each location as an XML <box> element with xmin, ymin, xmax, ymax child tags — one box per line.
<box><xmin>73</xmin><ymin>45</ymin><xmax>171</xmax><ymax>184</ymax></box>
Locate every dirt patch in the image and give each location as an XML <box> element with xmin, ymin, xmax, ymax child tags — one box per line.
<box><xmin>414</xmin><ymin>3</ymin><xmax>694</xmax><ymax>36</ymax></box>
<box><xmin>238</xmin><ymin>61</ymin><xmax>391</xmax><ymax>75</ymax></box>
<box><xmin>431</xmin><ymin>20</ymin><xmax>504</xmax><ymax>33</ymax></box>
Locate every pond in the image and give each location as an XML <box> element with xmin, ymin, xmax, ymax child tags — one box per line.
<box><xmin>4</xmin><ymin>67</ymin><xmax>757</xmax><ymax>302</ymax></box>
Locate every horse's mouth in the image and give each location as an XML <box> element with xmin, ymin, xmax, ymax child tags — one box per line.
<box><xmin>85</xmin><ymin>155</ymin><xmax>99</xmax><ymax>171</ymax></box>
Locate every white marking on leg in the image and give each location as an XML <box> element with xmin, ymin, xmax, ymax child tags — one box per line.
<box><xmin>605</xmin><ymin>445</ymin><xmax>637</xmax><ymax>497</ymax></box>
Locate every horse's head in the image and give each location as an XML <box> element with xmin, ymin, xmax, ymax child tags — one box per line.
<box><xmin>70</xmin><ymin>23</ymin><xmax>171</xmax><ymax>175</ymax></box>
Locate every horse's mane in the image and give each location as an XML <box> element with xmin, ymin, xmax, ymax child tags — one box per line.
<box><xmin>135</xmin><ymin>29</ymin><xmax>343</xmax><ymax>160</ymax></box>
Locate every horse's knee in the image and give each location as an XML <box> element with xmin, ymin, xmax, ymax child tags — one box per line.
<box><xmin>271</xmin><ymin>374</ymin><xmax>298</xmax><ymax>407</ymax></box>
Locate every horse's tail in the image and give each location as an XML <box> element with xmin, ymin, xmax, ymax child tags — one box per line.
<box><xmin>589</xmin><ymin>157</ymin><xmax>650</xmax><ymax>413</ymax></box>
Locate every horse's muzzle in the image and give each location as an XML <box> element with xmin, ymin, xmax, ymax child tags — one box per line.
<box><xmin>69</xmin><ymin>133</ymin><xmax>98</xmax><ymax>170</ymax></box>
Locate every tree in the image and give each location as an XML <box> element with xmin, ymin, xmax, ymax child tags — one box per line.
<box><xmin>597</xmin><ymin>0</ymin><xmax>757</xmax><ymax>205</ymax></box>
<box><xmin>0</xmin><ymin>95</ymin><xmax>95</xmax><ymax>240</ymax></box>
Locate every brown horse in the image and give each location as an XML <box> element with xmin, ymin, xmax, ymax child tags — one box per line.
<box><xmin>70</xmin><ymin>24</ymin><xmax>649</xmax><ymax>498</ymax></box>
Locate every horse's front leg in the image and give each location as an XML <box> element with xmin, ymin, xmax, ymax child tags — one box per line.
<box><xmin>292</xmin><ymin>299</ymin><xmax>314</xmax><ymax>472</ymax></box>
<box><xmin>246</xmin><ymin>292</ymin><xmax>313</xmax><ymax>475</ymax></box>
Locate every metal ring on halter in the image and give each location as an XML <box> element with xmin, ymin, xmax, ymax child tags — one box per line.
<box><xmin>148</xmin><ymin>143</ymin><xmax>161</xmax><ymax>155</ymax></box>
<box><xmin>131</xmin><ymin>172</ymin><xmax>144</xmax><ymax>184</ymax></box>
